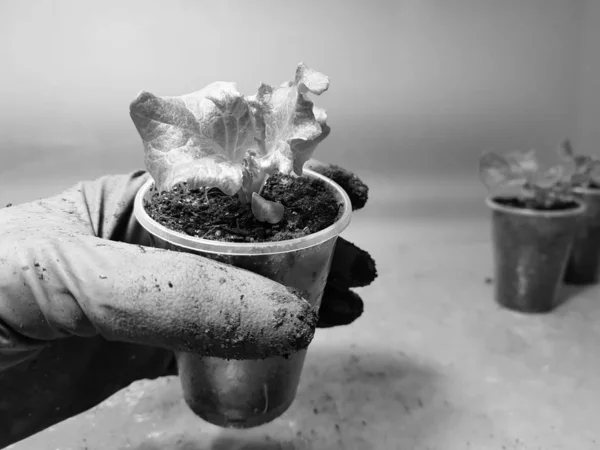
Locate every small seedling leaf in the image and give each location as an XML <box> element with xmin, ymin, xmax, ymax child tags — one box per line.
<box><xmin>505</xmin><ymin>149</ymin><xmax>538</xmax><ymax>177</ymax></box>
<box><xmin>536</xmin><ymin>165</ymin><xmax>564</xmax><ymax>188</ymax></box>
<box><xmin>479</xmin><ymin>152</ymin><xmax>526</xmax><ymax>189</ymax></box>
<box><xmin>480</xmin><ymin>141</ymin><xmax>590</xmax><ymax>208</ymax></box>
<box><xmin>558</xmin><ymin>139</ymin><xmax>575</xmax><ymax>161</ymax></box>
<box><xmin>251</xmin><ymin>192</ymin><xmax>285</xmax><ymax>224</ymax></box>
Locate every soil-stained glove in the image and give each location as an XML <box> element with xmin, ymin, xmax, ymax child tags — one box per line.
<box><xmin>0</xmin><ymin>161</ymin><xmax>376</xmax><ymax>446</ymax></box>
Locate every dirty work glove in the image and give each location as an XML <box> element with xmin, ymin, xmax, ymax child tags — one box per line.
<box><xmin>0</xmin><ymin>160</ymin><xmax>376</xmax><ymax>446</ymax></box>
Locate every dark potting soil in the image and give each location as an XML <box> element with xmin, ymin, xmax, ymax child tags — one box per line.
<box><xmin>144</xmin><ymin>173</ymin><xmax>342</xmax><ymax>243</ymax></box>
<box><xmin>494</xmin><ymin>197</ymin><xmax>580</xmax><ymax>211</ymax></box>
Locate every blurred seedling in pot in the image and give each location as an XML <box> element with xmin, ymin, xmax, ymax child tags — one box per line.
<box><xmin>557</xmin><ymin>139</ymin><xmax>600</xmax><ymax>189</ymax></box>
<box><xmin>479</xmin><ymin>148</ymin><xmax>572</xmax><ymax>210</ymax></box>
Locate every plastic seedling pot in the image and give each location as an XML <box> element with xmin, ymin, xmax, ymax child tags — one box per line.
<box><xmin>564</xmin><ymin>187</ymin><xmax>600</xmax><ymax>284</ymax></box>
<box><xmin>133</xmin><ymin>169</ymin><xmax>352</xmax><ymax>428</ymax></box>
<box><xmin>486</xmin><ymin>196</ymin><xmax>586</xmax><ymax>313</ymax></box>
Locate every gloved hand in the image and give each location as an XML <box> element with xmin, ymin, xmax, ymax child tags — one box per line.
<box><xmin>0</xmin><ymin>161</ymin><xmax>376</xmax><ymax>447</ymax></box>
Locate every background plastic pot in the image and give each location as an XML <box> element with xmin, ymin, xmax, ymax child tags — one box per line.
<box><xmin>487</xmin><ymin>197</ymin><xmax>585</xmax><ymax>313</ymax></box>
<box><xmin>133</xmin><ymin>169</ymin><xmax>352</xmax><ymax>428</ymax></box>
<box><xmin>564</xmin><ymin>187</ymin><xmax>600</xmax><ymax>284</ymax></box>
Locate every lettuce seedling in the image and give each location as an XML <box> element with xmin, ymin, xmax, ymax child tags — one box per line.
<box><xmin>129</xmin><ymin>63</ymin><xmax>330</xmax><ymax>224</ymax></box>
<box><xmin>556</xmin><ymin>139</ymin><xmax>600</xmax><ymax>188</ymax></box>
<box><xmin>479</xmin><ymin>148</ymin><xmax>573</xmax><ymax>209</ymax></box>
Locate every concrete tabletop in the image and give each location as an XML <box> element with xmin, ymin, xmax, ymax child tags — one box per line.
<box><xmin>7</xmin><ymin>211</ymin><xmax>600</xmax><ymax>450</ymax></box>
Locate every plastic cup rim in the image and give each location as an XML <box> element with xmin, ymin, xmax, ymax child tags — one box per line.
<box><xmin>133</xmin><ymin>169</ymin><xmax>352</xmax><ymax>256</ymax></box>
<box><xmin>485</xmin><ymin>195</ymin><xmax>586</xmax><ymax>218</ymax></box>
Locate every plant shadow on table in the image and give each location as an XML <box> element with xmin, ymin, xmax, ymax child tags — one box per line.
<box><xmin>153</xmin><ymin>346</ymin><xmax>444</xmax><ymax>450</ymax></box>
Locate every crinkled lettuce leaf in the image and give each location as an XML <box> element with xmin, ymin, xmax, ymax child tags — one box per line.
<box><xmin>130</xmin><ymin>63</ymin><xmax>330</xmax><ymax>195</ymax></box>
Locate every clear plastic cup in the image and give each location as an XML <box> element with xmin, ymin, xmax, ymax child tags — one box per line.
<box><xmin>133</xmin><ymin>169</ymin><xmax>352</xmax><ymax>428</ymax></box>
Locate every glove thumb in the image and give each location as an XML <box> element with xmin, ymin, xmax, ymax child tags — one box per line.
<box><xmin>1</xmin><ymin>234</ymin><xmax>317</xmax><ymax>361</ymax></box>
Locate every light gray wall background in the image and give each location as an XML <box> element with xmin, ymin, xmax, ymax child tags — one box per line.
<box><xmin>0</xmin><ymin>0</ymin><xmax>597</xmax><ymax>217</ymax></box>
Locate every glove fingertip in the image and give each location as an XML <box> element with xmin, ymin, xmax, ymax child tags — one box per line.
<box><xmin>305</xmin><ymin>161</ymin><xmax>369</xmax><ymax>210</ymax></box>
<box><xmin>329</xmin><ymin>238</ymin><xmax>378</xmax><ymax>289</ymax></box>
<box><xmin>317</xmin><ymin>285</ymin><xmax>364</xmax><ymax>328</ymax></box>
<box><xmin>332</xmin><ymin>166</ymin><xmax>369</xmax><ymax>211</ymax></box>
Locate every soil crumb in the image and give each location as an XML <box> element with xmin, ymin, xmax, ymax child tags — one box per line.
<box><xmin>144</xmin><ymin>173</ymin><xmax>342</xmax><ymax>242</ymax></box>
